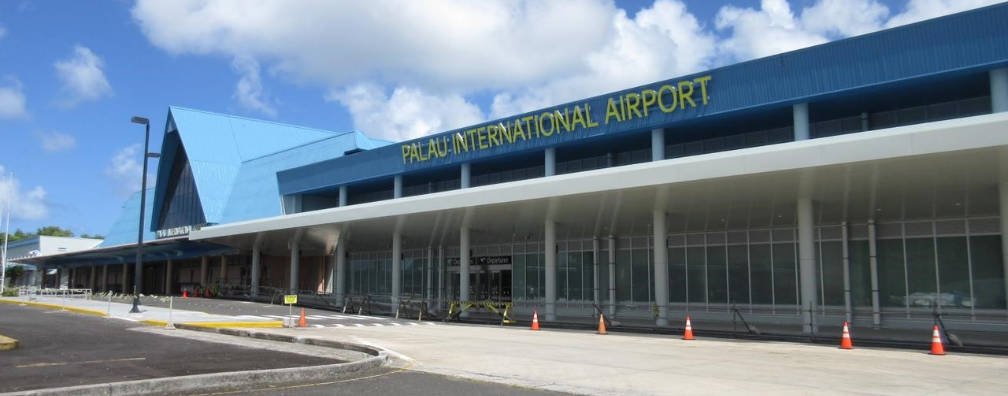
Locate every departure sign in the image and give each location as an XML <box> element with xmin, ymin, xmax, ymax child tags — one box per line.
<box><xmin>400</xmin><ymin>75</ymin><xmax>711</xmax><ymax>165</ymax></box>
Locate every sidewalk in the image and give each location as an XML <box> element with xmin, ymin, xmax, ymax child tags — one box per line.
<box><xmin>0</xmin><ymin>295</ymin><xmax>282</xmax><ymax>328</ymax></box>
<box><xmin>245</xmin><ymin>321</ymin><xmax>1008</xmax><ymax>396</ymax></box>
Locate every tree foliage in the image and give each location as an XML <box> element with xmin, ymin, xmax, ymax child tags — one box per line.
<box><xmin>0</xmin><ymin>226</ymin><xmax>93</xmax><ymax>242</ymax></box>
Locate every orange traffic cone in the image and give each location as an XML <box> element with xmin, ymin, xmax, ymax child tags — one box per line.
<box><xmin>182</xmin><ymin>290</ymin><xmax>188</xmax><ymax>299</ymax></box>
<box><xmin>531</xmin><ymin>311</ymin><xmax>540</xmax><ymax>331</ymax></box>
<box><xmin>929</xmin><ymin>325</ymin><xmax>945</xmax><ymax>355</ymax></box>
<box><xmin>683</xmin><ymin>316</ymin><xmax>695</xmax><ymax>340</ymax></box>
<box><xmin>298</xmin><ymin>308</ymin><xmax>308</xmax><ymax>328</ymax></box>
<box><xmin>840</xmin><ymin>321</ymin><xmax>853</xmax><ymax>349</ymax></box>
<box><xmin>597</xmin><ymin>314</ymin><xmax>607</xmax><ymax>335</ymax></box>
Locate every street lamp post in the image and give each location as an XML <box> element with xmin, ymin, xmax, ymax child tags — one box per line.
<box><xmin>129</xmin><ymin>116</ymin><xmax>151</xmax><ymax>314</ymax></box>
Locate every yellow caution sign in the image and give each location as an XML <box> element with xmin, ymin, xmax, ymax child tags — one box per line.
<box><xmin>284</xmin><ymin>295</ymin><xmax>298</xmax><ymax>305</ymax></box>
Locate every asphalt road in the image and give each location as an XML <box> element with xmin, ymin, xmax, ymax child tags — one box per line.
<box><xmin>174</xmin><ymin>367</ymin><xmax>568</xmax><ymax>396</ymax></box>
<box><xmin>0</xmin><ymin>303</ymin><xmax>341</xmax><ymax>393</ymax></box>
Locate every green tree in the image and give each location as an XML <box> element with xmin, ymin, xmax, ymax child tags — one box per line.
<box><xmin>1</xmin><ymin>226</ymin><xmax>78</xmax><ymax>242</ymax></box>
<box><xmin>4</xmin><ymin>266</ymin><xmax>25</xmax><ymax>286</ymax></box>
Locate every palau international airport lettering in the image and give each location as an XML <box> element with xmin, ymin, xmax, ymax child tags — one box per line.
<box><xmin>401</xmin><ymin>75</ymin><xmax>712</xmax><ymax>164</ymax></box>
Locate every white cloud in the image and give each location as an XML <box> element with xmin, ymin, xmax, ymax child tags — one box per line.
<box><xmin>0</xmin><ymin>77</ymin><xmax>27</xmax><ymax>119</ymax></box>
<box><xmin>53</xmin><ymin>45</ymin><xmax>112</xmax><ymax>106</ymax></box>
<box><xmin>105</xmin><ymin>145</ymin><xmax>143</xmax><ymax>196</ymax></box>
<box><xmin>327</xmin><ymin>84</ymin><xmax>484</xmax><ymax>142</ymax></box>
<box><xmin>132</xmin><ymin>0</ymin><xmax>616</xmax><ymax>92</ymax></box>
<box><xmin>0</xmin><ymin>165</ymin><xmax>48</xmax><ymax>221</ymax></box>
<box><xmin>0</xmin><ymin>25</ymin><xmax>6</xmax><ymax>39</ymax></box>
<box><xmin>133</xmin><ymin>0</ymin><xmax>1004</xmax><ymax>141</ymax></box>
<box><xmin>36</xmin><ymin>131</ymin><xmax>77</xmax><ymax>152</ymax></box>
<box><xmin>232</xmin><ymin>55</ymin><xmax>277</xmax><ymax>117</ymax></box>
<box><xmin>885</xmin><ymin>0</ymin><xmax>1004</xmax><ymax>28</ymax></box>
<box><xmin>492</xmin><ymin>0</ymin><xmax>717</xmax><ymax>117</ymax></box>
<box><xmin>715</xmin><ymin>0</ymin><xmax>831</xmax><ymax>62</ymax></box>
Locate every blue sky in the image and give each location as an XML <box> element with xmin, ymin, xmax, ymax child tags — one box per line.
<box><xmin>0</xmin><ymin>0</ymin><xmax>1000</xmax><ymax>237</ymax></box>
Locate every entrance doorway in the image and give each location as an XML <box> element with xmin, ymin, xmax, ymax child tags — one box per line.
<box><xmin>448</xmin><ymin>259</ymin><xmax>512</xmax><ymax>302</ymax></box>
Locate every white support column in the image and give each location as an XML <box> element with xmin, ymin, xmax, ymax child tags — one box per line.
<box><xmin>544</xmin><ymin>148</ymin><xmax>556</xmax><ymax>177</ymax></box>
<box><xmin>219</xmin><ymin>256</ymin><xmax>227</xmax><ymax>290</ymax></box>
<box><xmin>608</xmin><ymin>236</ymin><xmax>616</xmax><ymax>317</ymax></box>
<box><xmin>437</xmin><ymin>245</ymin><xmax>445</xmax><ymax>310</ymax></box>
<box><xmin>335</xmin><ymin>239</ymin><xmax>346</xmax><ymax>306</ymax></box>
<box><xmin>841</xmin><ymin>222</ymin><xmax>853</xmax><ymax>324</ymax></box>
<box><xmin>426</xmin><ymin>246</ymin><xmax>433</xmax><ymax>306</ymax></box>
<box><xmin>164</xmin><ymin>260</ymin><xmax>172</xmax><ymax>295</ymax></box>
<box><xmin>793</xmin><ymin>103</ymin><xmax>809</xmax><ymax>141</ymax></box>
<box><xmin>250</xmin><ymin>245</ymin><xmax>261</xmax><ymax>297</ymax></box>
<box><xmin>460</xmin><ymin>227</ymin><xmax>470</xmax><ymax>318</ymax></box>
<box><xmin>868</xmin><ymin>219</ymin><xmax>882</xmax><ymax>328</ymax></box>
<box><xmin>653</xmin><ymin>210</ymin><xmax>669</xmax><ymax>326</ymax></box>
<box><xmin>325</xmin><ymin>250</ymin><xmax>335</xmax><ymax>295</ymax></box>
<box><xmin>392</xmin><ymin>232</ymin><xmax>402</xmax><ymax>308</ymax></box>
<box><xmin>651</xmin><ymin>128</ymin><xmax>665</xmax><ymax>161</ymax></box>
<box><xmin>460</xmin><ymin>163</ymin><xmax>471</xmax><ymax>189</ymax></box>
<box><xmin>200</xmin><ymin>256</ymin><xmax>208</xmax><ymax>288</ymax></box>
<box><xmin>544</xmin><ymin>219</ymin><xmax>557</xmax><ymax>321</ymax></box>
<box><xmin>338</xmin><ymin>185</ymin><xmax>348</xmax><ymax>207</ymax></box>
<box><xmin>592</xmin><ymin>238</ymin><xmax>600</xmax><ymax>307</ymax></box>
<box><xmin>992</xmin><ymin>68</ymin><xmax>1008</xmax><ymax>113</ymax></box>
<box><xmin>393</xmin><ymin>175</ymin><xmax>403</xmax><ymax>198</ymax></box>
<box><xmin>797</xmin><ymin>197</ymin><xmax>817</xmax><ymax>334</ymax></box>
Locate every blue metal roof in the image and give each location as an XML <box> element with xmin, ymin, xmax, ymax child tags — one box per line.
<box><xmin>276</xmin><ymin>3</ymin><xmax>1008</xmax><ymax>196</ymax></box>
<box><xmin>136</xmin><ymin>106</ymin><xmax>390</xmax><ymax>232</ymax></box>
<box><xmin>99</xmin><ymin>188</ymin><xmax>155</xmax><ymax>247</ymax></box>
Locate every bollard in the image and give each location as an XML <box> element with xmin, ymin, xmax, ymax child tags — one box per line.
<box><xmin>418</xmin><ymin>310</ymin><xmax>423</xmax><ymax>322</ymax></box>
<box><xmin>106</xmin><ymin>294</ymin><xmax>112</xmax><ymax>317</ymax></box>
<box><xmin>165</xmin><ymin>296</ymin><xmax>176</xmax><ymax>330</ymax></box>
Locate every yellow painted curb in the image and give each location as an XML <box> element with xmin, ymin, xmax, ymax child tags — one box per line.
<box><xmin>0</xmin><ymin>298</ymin><xmax>108</xmax><ymax>317</ymax></box>
<box><xmin>0</xmin><ymin>334</ymin><xmax>18</xmax><ymax>351</ymax></box>
<box><xmin>140</xmin><ymin>319</ymin><xmax>283</xmax><ymax>328</ymax></box>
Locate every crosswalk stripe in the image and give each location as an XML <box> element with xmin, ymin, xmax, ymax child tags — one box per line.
<box><xmin>306</xmin><ymin>315</ymin><xmax>328</xmax><ymax>320</ymax></box>
<box><xmin>354</xmin><ymin>323</ymin><xmax>366</xmax><ymax>327</ymax></box>
<box><xmin>425</xmin><ymin>322</ymin><xmax>437</xmax><ymax>325</ymax></box>
<box><xmin>263</xmin><ymin>315</ymin><xmax>287</xmax><ymax>319</ymax></box>
<box><xmin>372</xmin><ymin>323</ymin><xmax>384</xmax><ymax>327</ymax></box>
<box><xmin>408</xmin><ymin>322</ymin><xmax>418</xmax><ymax>326</ymax></box>
<box><xmin>391</xmin><ymin>323</ymin><xmax>402</xmax><ymax>326</ymax></box>
<box><xmin>313</xmin><ymin>324</ymin><xmax>325</xmax><ymax>328</ymax></box>
<box><xmin>334</xmin><ymin>324</ymin><xmax>345</xmax><ymax>328</ymax></box>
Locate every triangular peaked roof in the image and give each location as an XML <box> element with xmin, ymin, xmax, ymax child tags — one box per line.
<box><xmin>150</xmin><ymin>106</ymin><xmax>389</xmax><ymax>231</ymax></box>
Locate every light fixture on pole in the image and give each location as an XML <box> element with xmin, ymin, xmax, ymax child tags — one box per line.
<box><xmin>129</xmin><ymin>116</ymin><xmax>152</xmax><ymax>314</ymax></box>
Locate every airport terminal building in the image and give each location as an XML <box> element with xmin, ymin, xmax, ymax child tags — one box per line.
<box><xmin>24</xmin><ymin>5</ymin><xmax>1008</xmax><ymax>335</ymax></box>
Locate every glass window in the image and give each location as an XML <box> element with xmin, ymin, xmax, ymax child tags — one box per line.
<box><xmin>616</xmin><ymin>249</ymin><xmax>632</xmax><ymax>302</ymax></box>
<box><xmin>707</xmin><ymin>245</ymin><xmax>728</xmax><ymax>304</ymax></box>
<box><xmin>819</xmin><ymin>241</ymin><xmax>845</xmax><ymax>306</ymax></box>
<box><xmin>513</xmin><ymin>251</ymin><xmax>526</xmax><ymax>300</ymax></box>
<box><xmin>877</xmin><ymin>239</ymin><xmax>907</xmax><ymax>308</ymax></box>
<box><xmin>906</xmin><ymin>238</ymin><xmax>937</xmax><ymax>307</ymax></box>
<box><xmin>669</xmin><ymin>247</ymin><xmax>687</xmax><ymax>303</ymax></box>
<box><xmin>598</xmin><ymin>249</ymin><xmax>610</xmax><ymax>303</ymax></box>
<box><xmin>582</xmin><ymin>251</ymin><xmax>594</xmax><ymax>302</ymax></box>
<box><xmin>773</xmin><ymin>242</ymin><xmax>797</xmax><ymax>305</ymax></box>
<box><xmin>749</xmin><ymin>244</ymin><xmax>773</xmax><ymax>304</ymax></box>
<box><xmin>848</xmin><ymin>240</ymin><xmax>872</xmax><ymax>307</ymax></box>
<box><xmin>687</xmin><ymin>246</ymin><xmax>706</xmax><ymax>304</ymax></box>
<box><xmin>727</xmin><ymin>245</ymin><xmax>749</xmax><ymax>306</ymax></box>
<box><xmin>969</xmin><ymin>235</ymin><xmax>1005</xmax><ymax>309</ymax></box>
<box><xmin>937</xmin><ymin>237</ymin><xmax>971</xmax><ymax>308</ymax></box>
<box><xmin>557</xmin><ymin>250</ymin><xmax>568</xmax><ymax>300</ymax></box>
<box><xmin>632</xmin><ymin>248</ymin><xmax>650</xmax><ymax>302</ymax></box>
<box><xmin>568</xmin><ymin>251</ymin><xmax>583</xmax><ymax>301</ymax></box>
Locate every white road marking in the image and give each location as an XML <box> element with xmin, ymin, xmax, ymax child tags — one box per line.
<box><xmin>354</xmin><ymin>323</ymin><xmax>366</xmax><ymax>327</ymax></box>
<box><xmin>313</xmin><ymin>324</ymin><xmax>325</xmax><ymax>328</ymax></box>
<box><xmin>391</xmin><ymin>323</ymin><xmax>402</xmax><ymax>326</ymax></box>
<box><xmin>372</xmin><ymin>323</ymin><xmax>384</xmax><ymax>327</ymax></box>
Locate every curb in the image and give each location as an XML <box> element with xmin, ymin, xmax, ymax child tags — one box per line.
<box><xmin>0</xmin><ymin>334</ymin><xmax>17</xmax><ymax>351</ymax></box>
<box><xmin>0</xmin><ymin>298</ymin><xmax>108</xmax><ymax>318</ymax></box>
<box><xmin>0</xmin><ymin>298</ymin><xmax>283</xmax><ymax>329</ymax></box>
<box><xmin>1</xmin><ymin>331</ymin><xmax>388</xmax><ymax>396</ymax></box>
<box><xmin>139</xmin><ymin>319</ymin><xmax>284</xmax><ymax>329</ymax></box>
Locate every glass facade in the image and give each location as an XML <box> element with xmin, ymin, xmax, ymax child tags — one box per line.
<box><xmin>342</xmin><ymin>217</ymin><xmax>1005</xmax><ymax>321</ymax></box>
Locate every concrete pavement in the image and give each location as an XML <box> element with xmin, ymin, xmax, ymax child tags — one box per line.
<box><xmin>246</xmin><ymin>320</ymin><xmax>1008</xmax><ymax>395</ymax></box>
<box><xmin>0</xmin><ymin>295</ymin><xmax>281</xmax><ymax>328</ymax></box>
